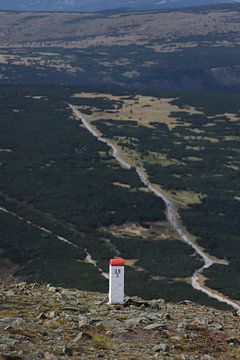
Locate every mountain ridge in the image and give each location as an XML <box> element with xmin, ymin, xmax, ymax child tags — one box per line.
<box><xmin>0</xmin><ymin>0</ymin><xmax>237</xmax><ymax>12</ymax></box>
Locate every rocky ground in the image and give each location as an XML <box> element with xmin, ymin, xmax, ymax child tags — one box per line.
<box><xmin>0</xmin><ymin>282</ymin><xmax>240</xmax><ymax>359</ymax></box>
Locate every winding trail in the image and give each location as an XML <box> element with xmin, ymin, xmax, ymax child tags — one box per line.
<box><xmin>70</xmin><ymin>104</ymin><xmax>240</xmax><ymax>310</ymax></box>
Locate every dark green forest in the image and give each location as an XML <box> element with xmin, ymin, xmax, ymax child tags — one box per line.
<box><xmin>0</xmin><ymin>85</ymin><xmax>226</xmax><ymax>308</ymax></box>
<box><xmin>2</xmin><ymin>42</ymin><xmax>240</xmax><ymax>91</ymax></box>
<box><xmin>90</xmin><ymin>91</ymin><xmax>240</xmax><ymax>301</ymax></box>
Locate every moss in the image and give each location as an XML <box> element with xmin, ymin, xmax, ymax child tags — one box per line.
<box><xmin>92</xmin><ymin>334</ymin><xmax>115</xmax><ymax>350</ymax></box>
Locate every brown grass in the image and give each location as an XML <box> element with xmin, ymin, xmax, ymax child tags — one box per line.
<box><xmin>0</xmin><ymin>9</ymin><xmax>240</xmax><ymax>49</ymax></box>
<box><xmin>73</xmin><ymin>92</ymin><xmax>203</xmax><ymax>130</ymax></box>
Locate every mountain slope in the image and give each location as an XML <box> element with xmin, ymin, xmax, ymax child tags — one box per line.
<box><xmin>0</xmin><ymin>281</ymin><xmax>239</xmax><ymax>359</ymax></box>
<box><xmin>0</xmin><ymin>0</ymin><xmax>235</xmax><ymax>12</ymax></box>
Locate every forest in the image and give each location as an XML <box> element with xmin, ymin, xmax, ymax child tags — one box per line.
<box><xmin>0</xmin><ymin>85</ymin><xmax>227</xmax><ymax>308</ymax></box>
<box><xmin>79</xmin><ymin>91</ymin><xmax>240</xmax><ymax>302</ymax></box>
<box><xmin>2</xmin><ymin>42</ymin><xmax>240</xmax><ymax>91</ymax></box>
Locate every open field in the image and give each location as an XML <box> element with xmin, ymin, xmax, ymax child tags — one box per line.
<box><xmin>72</xmin><ymin>92</ymin><xmax>203</xmax><ymax>129</ymax></box>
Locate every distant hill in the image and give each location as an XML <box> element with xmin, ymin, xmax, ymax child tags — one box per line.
<box><xmin>0</xmin><ymin>0</ymin><xmax>236</xmax><ymax>12</ymax></box>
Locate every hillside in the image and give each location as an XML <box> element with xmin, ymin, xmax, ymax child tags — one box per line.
<box><xmin>1</xmin><ymin>5</ymin><xmax>240</xmax><ymax>90</ymax></box>
<box><xmin>2</xmin><ymin>85</ymin><xmax>228</xmax><ymax>310</ymax></box>
<box><xmin>1</xmin><ymin>4</ymin><xmax>240</xmax><ymax>314</ymax></box>
<box><xmin>0</xmin><ymin>0</ymin><xmax>234</xmax><ymax>12</ymax></box>
<box><xmin>0</xmin><ymin>281</ymin><xmax>240</xmax><ymax>359</ymax></box>
<box><xmin>0</xmin><ymin>6</ymin><xmax>240</xmax><ymax>48</ymax></box>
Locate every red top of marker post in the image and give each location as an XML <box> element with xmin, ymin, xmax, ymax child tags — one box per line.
<box><xmin>110</xmin><ymin>258</ymin><xmax>125</xmax><ymax>266</ymax></box>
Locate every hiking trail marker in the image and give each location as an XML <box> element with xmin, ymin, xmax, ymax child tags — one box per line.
<box><xmin>109</xmin><ymin>258</ymin><xmax>125</xmax><ymax>304</ymax></box>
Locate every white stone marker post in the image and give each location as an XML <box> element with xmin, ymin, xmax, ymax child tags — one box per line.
<box><xmin>109</xmin><ymin>258</ymin><xmax>125</xmax><ymax>305</ymax></box>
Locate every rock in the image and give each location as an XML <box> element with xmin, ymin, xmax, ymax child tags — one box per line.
<box><xmin>180</xmin><ymin>300</ymin><xmax>195</xmax><ymax>305</ymax></box>
<box><xmin>78</xmin><ymin>316</ymin><xmax>90</xmax><ymax>327</ymax></box>
<box><xmin>149</xmin><ymin>299</ymin><xmax>165</xmax><ymax>310</ymax></box>
<box><xmin>110</xmin><ymin>327</ymin><xmax>129</xmax><ymax>335</ymax></box>
<box><xmin>195</xmin><ymin>318</ymin><xmax>208</xmax><ymax>326</ymax></box>
<box><xmin>0</xmin><ymin>317</ymin><xmax>27</xmax><ymax>327</ymax></box>
<box><xmin>187</xmin><ymin>331</ymin><xmax>198</xmax><ymax>340</ymax></box>
<box><xmin>0</xmin><ymin>334</ymin><xmax>19</xmax><ymax>346</ymax></box>
<box><xmin>30</xmin><ymin>283</ymin><xmax>37</xmax><ymax>290</ymax></box>
<box><xmin>235</xmin><ymin>310</ymin><xmax>240</xmax><ymax>317</ymax></box>
<box><xmin>4</xmin><ymin>290</ymin><xmax>15</xmax><ymax>297</ymax></box>
<box><xmin>78</xmin><ymin>306</ymin><xmax>89</xmax><ymax>314</ymax></box>
<box><xmin>170</xmin><ymin>336</ymin><xmax>181</xmax><ymax>342</ymax></box>
<box><xmin>145</xmin><ymin>313</ymin><xmax>161</xmax><ymax>321</ymax></box>
<box><xmin>63</xmin><ymin>346</ymin><xmax>73</xmax><ymax>356</ymax></box>
<box><xmin>15</xmin><ymin>334</ymin><xmax>29</xmax><ymax>341</ymax></box>
<box><xmin>47</xmin><ymin>310</ymin><xmax>59</xmax><ymax>319</ymax></box>
<box><xmin>47</xmin><ymin>286</ymin><xmax>57</xmax><ymax>293</ymax></box>
<box><xmin>96</xmin><ymin>319</ymin><xmax>122</xmax><ymax>329</ymax></box>
<box><xmin>73</xmin><ymin>332</ymin><xmax>92</xmax><ymax>343</ymax></box>
<box><xmin>124</xmin><ymin>298</ymin><xmax>150</xmax><ymax>308</ymax></box>
<box><xmin>144</xmin><ymin>323</ymin><xmax>164</xmax><ymax>330</ymax></box>
<box><xmin>213</xmin><ymin>323</ymin><xmax>223</xmax><ymax>331</ymax></box>
<box><xmin>126</xmin><ymin>317</ymin><xmax>146</xmax><ymax>327</ymax></box>
<box><xmin>61</xmin><ymin>289</ymin><xmax>73</xmax><ymax>298</ymax></box>
<box><xmin>62</xmin><ymin>306</ymin><xmax>80</xmax><ymax>312</ymax></box>
<box><xmin>38</xmin><ymin>312</ymin><xmax>47</xmax><ymax>320</ymax></box>
<box><xmin>15</xmin><ymin>282</ymin><xmax>27</xmax><ymax>291</ymax></box>
<box><xmin>165</xmin><ymin>314</ymin><xmax>172</xmax><ymax>320</ymax></box>
<box><xmin>44</xmin><ymin>319</ymin><xmax>59</xmax><ymax>326</ymax></box>
<box><xmin>0</xmin><ymin>355</ymin><xmax>23</xmax><ymax>360</ymax></box>
<box><xmin>65</xmin><ymin>314</ymin><xmax>79</xmax><ymax>322</ymax></box>
<box><xmin>94</xmin><ymin>297</ymin><xmax>108</xmax><ymax>306</ymax></box>
<box><xmin>177</xmin><ymin>321</ymin><xmax>187</xmax><ymax>329</ymax></box>
<box><xmin>226</xmin><ymin>337</ymin><xmax>240</xmax><ymax>346</ymax></box>
<box><xmin>89</xmin><ymin>318</ymin><xmax>102</xmax><ymax>325</ymax></box>
<box><xmin>0</xmin><ymin>343</ymin><xmax>9</xmax><ymax>351</ymax></box>
<box><xmin>200</xmin><ymin>355</ymin><xmax>215</xmax><ymax>360</ymax></box>
<box><xmin>52</xmin><ymin>328</ymin><xmax>63</xmax><ymax>334</ymax></box>
<box><xmin>153</xmin><ymin>343</ymin><xmax>170</xmax><ymax>352</ymax></box>
<box><xmin>44</xmin><ymin>352</ymin><xmax>58</xmax><ymax>360</ymax></box>
<box><xmin>35</xmin><ymin>350</ymin><xmax>45</xmax><ymax>359</ymax></box>
<box><xmin>181</xmin><ymin>355</ymin><xmax>197</xmax><ymax>360</ymax></box>
<box><xmin>153</xmin><ymin>354</ymin><xmax>172</xmax><ymax>359</ymax></box>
